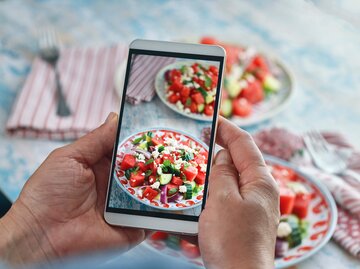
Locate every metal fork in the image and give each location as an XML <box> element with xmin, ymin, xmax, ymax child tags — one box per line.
<box><xmin>304</xmin><ymin>131</ymin><xmax>360</xmax><ymax>183</ymax></box>
<box><xmin>39</xmin><ymin>29</ymin><xmax>71</xmax><ymax>117</ymax></box>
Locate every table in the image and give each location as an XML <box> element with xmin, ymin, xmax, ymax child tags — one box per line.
<box><xmin>0</xmin><ymin>0</ymin><xmax>359</xmax><ymax>268</ymax></box>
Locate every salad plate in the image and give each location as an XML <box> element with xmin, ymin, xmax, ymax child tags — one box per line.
<box><xmin>198</xmin><ymin>37</ymin><xmax>294</xmax><ymax>127</ymax></box>
<box><xmin>113</xmin><ymin>38</ymin><xmax>293</xmax><ymax>127</ymax></box>
<box><xmin>154</xmin><ymin>61</ymin><xmax>219</xmax><ymax>122</ymax></box>
<box><xmin>114</xmin><ymin>128</ymin><xmax>209</xmax><ymax>211</ymax></box>
<box><xmin>143</xmin><ymin>155</ymin><xmax>337</xmax><ymax>268</ymax></box>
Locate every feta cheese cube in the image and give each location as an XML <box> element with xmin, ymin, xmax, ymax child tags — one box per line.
<box><xmin>151</xmin><ymin>181</ymin><xmax>160</xmax><ymax>189</ymax></box>
<box><xmin>179</xmin><ymin>185</ymin><xmax>187</xmax><ymax>193</ymax></box>
<box><xmin>152</xmin><ymin>150</ymin><xmax>160</xmax><ymax>159</ymax></box>
<box><xmin>277</xmin><ymin>222</ymin><xmax>292</xmax><ymax>238</ymax></box>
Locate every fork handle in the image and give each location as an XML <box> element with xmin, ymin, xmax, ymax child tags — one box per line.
<box><xmin>54</xmin><ymin>67</ymin><xmax>71</xmax><ymax>117</ymax></box>
<box><xmin>343</xmin><ymin>169</ymin><xmax>360</xmax><ymax>184</ymax></box>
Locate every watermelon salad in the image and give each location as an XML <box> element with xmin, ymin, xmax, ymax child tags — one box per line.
<box><xmin>147</xmin><ymin>163</ymin><xmax>311</xmax><ymax>261</ymax></box>
<box><xmin>200</xmin><ymin>36</ymin><xmax>281</xmax><ymax>118</ymax></box>
<box><xmin>116</xmin><ymin>130</ymin><xmax>208</xmax><ymax>206</ymax></box>
<box><xmin>164</xmin><ymin>63</ymin><xmax>219</xmax><ymax>117</ymax></box>
<box><xmin>269</xmin><ymin>164</ymin><xmax>311</xmax><ymax>258</ymax></box>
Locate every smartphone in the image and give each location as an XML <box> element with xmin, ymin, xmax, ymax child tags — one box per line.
<box><xmin>0</xmin><ymin>189</ymin><xmax>12</xmax><ymax>218</ymax></box>
<box><xmin>104</xmin><ymin>39</ymin><xmax>225</xmax><ymax>234</ymax></box>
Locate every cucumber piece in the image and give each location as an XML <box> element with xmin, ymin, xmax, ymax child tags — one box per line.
<box><xmin>193</xmin><ymin>184</ymin><xmax>203</xmax><ymax>194</ymax></box>
<box><xmin>138</xmin><ymin>141</ymin><xmax>148</xmax><ymax>150</ymax></box>
<box><xmin>220</xmin><ymin>99</ymin><xmax>232</xmax><ymax>118</ymax></box>
<box><xmin>166</xmin><ymin>235</ymin><xmax>180</xmax><ymax>250</ymax></box>
<box><xmin>226</xmin><ymin>78</ymin><xmax>242</xmax><ymax>98</ymax></box>
<box><xmin>299</xmin><ymin>220</ymin><xmax>309</xmax><ymax>239</ymax></box>
<box><xmin>263</xmin><ymin>75</ymin><xmax>280</xmax><ymax>94</ymax></box>
<box><xmin>184</xmin><ymin>183</ymin><xmax>193</xmax><ymax>199</ymax></box>
<box><xmin>159</xmin><ymin>174</ymin><xmax>172</xmax><ymax>185</ymax></box>
<box><xmin>287</xmin><ymin>226</ymin><xmax>302</xmax><ymax>248</ymax></box>
<box><xmin>197</xmin><ymin>104</ymin><xmax>205</xmax><ymax>113</ymax></box>
<box><xmin>205</xmin><ymin>94</ymin><xmax>214</xmax><ymax>104</ymax></box>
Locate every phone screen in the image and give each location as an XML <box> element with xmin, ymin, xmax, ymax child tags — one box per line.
<box><xmin>106</xmin><ymin>48</ymin><xmax>224</xmax><ymax>221</ymax></box>
<box><xmin>0</xmin><ymin>189</ymin><xmax>12</xmax><ymax>218</ymax></box>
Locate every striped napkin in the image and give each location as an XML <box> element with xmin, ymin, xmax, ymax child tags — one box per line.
<box><xmin>126</xmin><ymin>54</ymin><xmax>175</xmax><ymax>105</ymax></box>
<box><xmin>6</xmin><ymin>44</ymin><xmax>128</xmax><ymax>140</ymax></box>
<box><xmin>253</xmin><ymin>128</ymin><xmax>360</xmax><ymax>258</ymax></box>
<box><xmin>6</xmin><ymin>44</ymin><xmax>174</xmax><ymax>140</ymax></box>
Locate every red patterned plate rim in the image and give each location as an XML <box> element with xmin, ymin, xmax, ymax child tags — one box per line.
<box><xmin>142</xmin><ymin>154</ymin><xmax>337</xmax><ymax>268</ymax></box>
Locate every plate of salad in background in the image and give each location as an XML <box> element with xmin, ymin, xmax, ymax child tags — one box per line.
<box><xmin>114</xmin><ymin>128</ymin><xmax>208</xmax><ymax>210</ymax></box>
<box><xmin>155</xmin><ymin>61</ymin><xmax>219</xmax><ymax>121</ymax></box>
<box><xmin>143</xmin><ymin>155</ymin><xmax>337</xmax><ymax>268</ymax></box>
<box><xmin>199</xmin><ymin>36</ymin><xmax>294</xmax><ymax>127</ymax></box>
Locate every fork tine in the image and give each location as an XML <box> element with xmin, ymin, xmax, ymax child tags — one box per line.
<box><xmin>38</xmin><ymin>28</ymin><xmax>59</xmax><ymax>50</ymax></box>
<box><xmin>311</xmin><ymin>131</ymin><xmax>331</xmax><ymax>153</ymax></box>
<box><xmin>306</xmin><ymin>131</ymin><xmax>325</xmax><ymax>155</ymax></box>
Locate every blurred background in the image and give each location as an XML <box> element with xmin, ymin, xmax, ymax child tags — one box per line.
<box><xmin>0</xmin><ymin>0</ymin><xmax>359</xmax><ymax>268</ymax></box>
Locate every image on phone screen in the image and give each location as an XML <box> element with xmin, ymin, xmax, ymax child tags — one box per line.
<box><xmin>106</xmin><ymin>48</ymin><xmax>224</xmax><ymax>221</ymax></box>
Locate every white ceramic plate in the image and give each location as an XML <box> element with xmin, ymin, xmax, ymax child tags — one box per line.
<box><xmin>154</xmin><ymin>61</ymin><xmax>216</xmax><ymax>122</ymax></box>
<box><xmin>114</xmin><ymin>127</ymin><xmax>208</xmax><ymax>211</ymax></box>
<box><xmin>113</xmin><ymin>41</ymin><xmax>294</xmax><ymax>127</ymax></box>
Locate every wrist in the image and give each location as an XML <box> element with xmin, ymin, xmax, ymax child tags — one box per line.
<box><xmin>0</xmin><ymin>201</ymin><xmax>55</xmax><ymax>265</ymax></box>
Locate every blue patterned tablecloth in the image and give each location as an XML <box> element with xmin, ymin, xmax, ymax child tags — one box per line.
<box><xmin>0</xmin><ymin>0</ymin><xmax>359</xmax><ymax>268</ymax></box>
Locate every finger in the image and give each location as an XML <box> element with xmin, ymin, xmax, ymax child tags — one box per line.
<box><xmin>64</xmin><ymin>112</ymin><xmax>118</xmax><ymax>166</ymax></box>
<box><xmin>216</xmin><ymin>117</ymin><xmax>278</xmax><ymax>200</ymax></box>
<box><xmin>216</xmin><ymin>117</ymin><xmax>267</xmax><ymax>179</ymax></box>
<box><xmin>208</xmin><ymin>149</ymin><xmax>241</xmax><ymax>199</ymax></box>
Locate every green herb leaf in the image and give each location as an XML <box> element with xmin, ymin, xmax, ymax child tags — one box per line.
<box><xmin>183</xmin><ymin>152</ymin><xmax>194</xmax><ymax>161</ymax></box>
<box><xmin>183</xmin><ymin>163</ymin><xmax>190</xmax><ymax>169</ymax></box>
<box><xmin>163</xmin><ymin>159</ymin><xmax>171</xmax><ymax>167</ymax></box>
<box><xmin>158</xmin><ymin>145</ymin><xmax>165</xmax><ymax>152</ymax></box>
<box><xmin>145</xmin><ymin>169</ymin><xmax>153</xmax><ymax>177</ymax></box>
<box><xmin>124</xmin><ymin>170</ymin><xmax>131</xmax><ymax>179</ymax></box>
<box><xmin>185</xmin><ymin>98</ymin><xmax>192</xmax><ymax>106</ymax></box>
<box><xmin>124</xmin><ymin>167</ymin><xmax>139</xmax><ymax>179</ymax></box>
<box><xmin>132</xmin><ymin>136</ymin><xmax>143</xmax><ymax>145</ymax></box>
<box><xmin>197</xmin><ymin>87</ymin><xmax>208</xmax><ymax>98</ymax></box>
<box><xmin>180</xmin><ymin>65</ymin><xmax>187</xmax><ymax>74</ymax></box>
<box><xmin>145</xmin><ymin>158</ymin><xmax>154</xmax><ymax>165</ymax></box>
<box><xmin>168</xmin><ymin>187</ymin><xmax>178</xmax><ymax>196</ymax></box>
<box><xmin>169</xmin><ymin>165</ymin><xmax>181</xmax><ymax>176</ymax></box>
<box><xmin>161</xmin><ymin>165</ymin><xmax>169</xmax><ymax>173</ymax></box>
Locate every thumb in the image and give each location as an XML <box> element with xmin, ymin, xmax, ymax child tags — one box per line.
<box><xmin>208</xmin><ymin>149</ymin><xmax>241</xmax><ymax>199</ymax></box>
<box><xmin>64</xmin><ymin>112</ymin><xmax>118</xmax><ymax>165</ymax></box>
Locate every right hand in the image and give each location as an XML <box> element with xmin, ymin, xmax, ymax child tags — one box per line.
<box><xmin>199</xmin><ymin>118</ymin><xmax>280</xmax><ymax>269</ymax></box>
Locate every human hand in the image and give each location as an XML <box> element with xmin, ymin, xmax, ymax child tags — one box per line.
<box><xmin>0</xmin><ymin>113</ymin><xmax>145</xmax><ymax>265</ymax></box>
<box><xmin>198</xmin><ymin>118</ymin><xmax>280</xmax><ymax>269</ymax></box>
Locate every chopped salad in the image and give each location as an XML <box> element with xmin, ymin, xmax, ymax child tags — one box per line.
<box><xmin>200</xmin><ymin>36</ymin><xmax>281</xmax><ymax>118</ymax></box>
<box><xmin>164</xmin><ymin>63</ymin><xmax>219</xmax><ymax>117</ymax></box>
<box><xmin>117</xmin><ymin>130</ymin><xmax>208</xmax><ymax>205</ymax></box>
<box><xmin>147</xmin><ymin>163</ymin><xmax>312</xmax><ymax>260</ymax></box>
<box><xmin>269</xmin><ymin>164</ymin><xmax>311</xmax><ymax>258</ymax></box>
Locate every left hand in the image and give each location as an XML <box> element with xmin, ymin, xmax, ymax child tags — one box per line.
<box><xmin>0</xmin><ymin>113</ymin><xmax>145</xmax><ymax>265</ymax></box>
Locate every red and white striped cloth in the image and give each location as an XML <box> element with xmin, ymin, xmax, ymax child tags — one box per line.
<box><xmin>253</xmin><ymin>128</ymin><xmax>360</xmax><ymax>258</ymax></box>
<box><xmin>126</xmin><ymin>54</ymin><xmax>175</xmax><ymax>105</ymax></box>
<box><xmin>6</xmin><ymin>44</ymin><xmax>128</xmax><ymax>140</ymax></box>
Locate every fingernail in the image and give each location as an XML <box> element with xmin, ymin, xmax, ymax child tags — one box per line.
<box><xmin>214</xmin><ymin>149</ymin><xmax>232</xmax><ymax>165</ymax></box>
<box><xmin>105</xmin><ymin>112</ymin><xmax>117</xmax><ymax>123</ymax></box>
